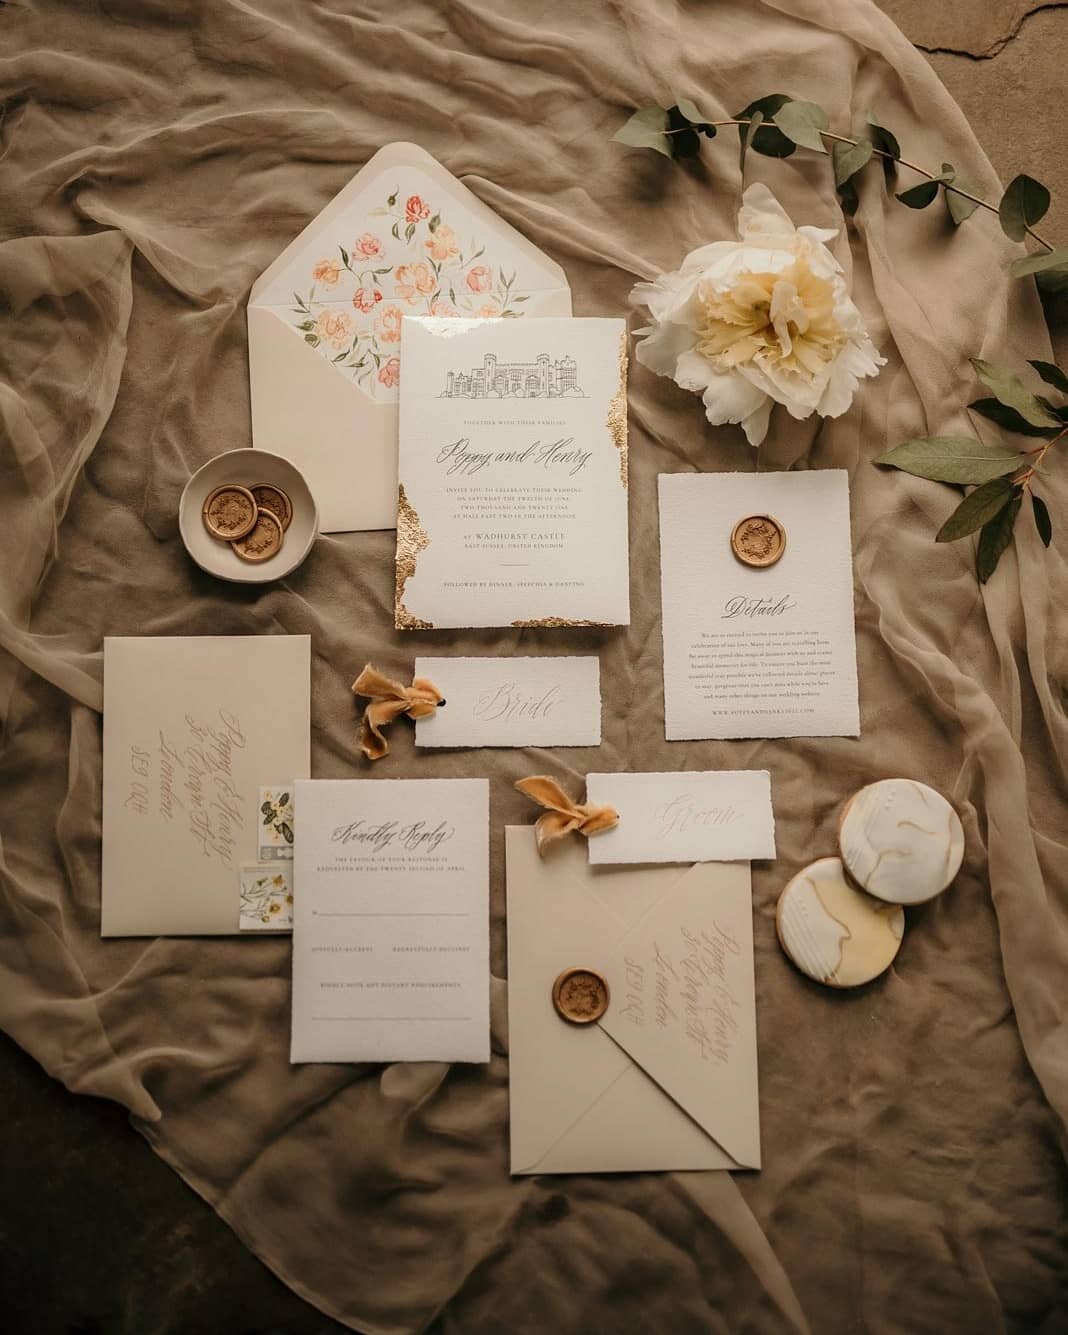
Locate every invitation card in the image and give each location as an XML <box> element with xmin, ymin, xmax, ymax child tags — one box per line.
<box><xmin>290</xmin><ymin>778</ymin><xmax>489</xmax><ymax>1064</ymax></box>
<box><xmin>506</xmin><ymin>826</ymin><xmax>759</xmax><ymax>1174</ymax></box>
<box><xmin>414</xmin><ymin>656</ymin><xmax>601</xmax><ymax>748</ymax></box>
<box><xmin>395</xmin><ymin>316</ymin><xmax>630</xmax><ymax>629</ymax></box>
<box><xmin>659</xmin><ymin>471</ymin><xmax>860</xmax><ymax>740</ymax></box>
<box><xmin>101</xmin><ymin>636</ymin><xmax>310</xmax><ymax>936</ymax></box>
<box><xmin>584</xmin><ymin>770</ymin><xmax>775</xmax><ymax>864</ymax></box>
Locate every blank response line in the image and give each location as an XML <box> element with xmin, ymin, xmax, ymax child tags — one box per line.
<box><xmin>315</xmin><ymin>912</ymin><xmax>470</xmax><ymax>918</ymax></box>
<box><xmin>312</xmin><ymin>1016</ymin><xmax>472</xmax><ymax>1022</ymax></box>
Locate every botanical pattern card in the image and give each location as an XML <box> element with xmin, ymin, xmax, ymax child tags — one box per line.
<box><xmin>290</xmin><ymin>778</ymin><xmax>490</xmax><ymax>1064</ymax></box>
<box><xmin>248</xmin><ymin>142</ymin><xmax>571</xmax><ymax>533</ymax></box>
<box><xmin>395</xmin><ymin>316</ymin><xmax>630</xmax><ymax>629</ymax></box>
<box><xmin>584</xmin><ymin>771</ymin><xmax>775</xmax><ymax>864</ymax></box>
<box><xmin>239</xmin><ymin>864</ymin><xmax>293</xmax><ymax>932</ymax></box>
<box><xmin>658</xmin><ymin>471</ymin><xmax>860</xmax><ymax>740</ymax></box>
<box><xmin>413</xmin><ymin>656</ymin><xmax>601</xmax><ymax>748</ymax></box>
<box><xmin>101</xmin><ymin>636</ymin><xmax>310</xmax><ymax>936</ymax></box>
<box><xmin>258</xmin><ymin>786</ymin><xmax>294</xmax><ymax>860</ymax></box>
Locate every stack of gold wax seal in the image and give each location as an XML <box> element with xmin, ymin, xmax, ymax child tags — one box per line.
<box><xmin>201</xmin><ymin>482</ymin><xmax>293</xmax><ymax>562</ymax></box>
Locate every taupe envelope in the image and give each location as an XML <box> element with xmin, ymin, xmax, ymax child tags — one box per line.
<box><xmin>248</xmin><ymin>143</ymin><xmax>572</xmax><ymax>533</ymax></box>
<box><xmin>505</xmin><ymin>826</ymin><xmax>760</xmax><ymax>1175</ymax></box>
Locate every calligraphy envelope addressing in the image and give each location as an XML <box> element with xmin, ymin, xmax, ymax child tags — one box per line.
<box><xmin>248</xmin><ymin>142</ymin><xmax>572</xmax><ymax>533</ymax></box>
<box><xmin>585</xmin><ymin>770</ymin><xmax>775</xmax><ymax>864</ymax></box>
<box><xmin>506</xmin><ymin>826</ymin><xmax>760</xmax><ymax>1174</ymax></box>
<box><xmin>101</xmin><ymin>636</ymin><xmax>310</xmax><ymax>936</ymax></box>
<box><xmin>414</xmin><ymin>656</ymin><xmax>601</xmax><ymax>748</ymax></box>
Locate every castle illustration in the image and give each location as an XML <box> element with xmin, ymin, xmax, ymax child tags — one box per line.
<box><xmin>442</xmin><ymin>352</ymin><xmax>584</xmax><ymax>399</ymax></box>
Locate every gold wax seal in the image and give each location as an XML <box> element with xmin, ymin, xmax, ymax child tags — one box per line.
<box><xmin>231</xmin><ymin>508</ymin><xmax>284</xmax><ymax>562</ymax></box>
<box><xmin>730</xmin><ymin>513</ymin><xmax>786</xmax><ymax>568</ymax></box>
<box><xmin>202</xmin><ymin>484</ymin><xmax>258</xmax><ymax>541</ymax></box>
<box><xmin>250</xmin><ymin>482</ymin><xmax>293</xmax><ymax>531</ymax></box>
<box><xmin>552</xmin><ymin>967</ymin><xmax>609</xmax><ymax>1025</ymax></box>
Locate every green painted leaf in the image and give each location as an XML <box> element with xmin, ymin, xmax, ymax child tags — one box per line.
<box><xmin>833</xmin><ymin>139</ymin><xmax>873</xmax><ymax>187</ymax></box>
<box><xmin>945</xmin><ymin>185</ymin><xmax>980</xmax><ymax>225</ymax></box>
<box><xmin>876</xmin><ymin>435</ymin><xmax>1022</xmax><ymax>484</ymax></box>
<box><xmin>976</xmin><ymin>492</ymin><xmax>1023</xmax><ymax>582</ymax></box>
<box><xmin>896</xmin><ymin>180</ymin><xmax>939</xmax><ymax>209</ymax></box>
<box><xmin>738</xmin><ymin>109</ymin><xmax>764</xmax><ymax>173</ymax></box>
<box><xmin>868</xmin><ymin>117</ymin><xmax>900</xmax><ymax>162</ymax></box>
<box><xmin>1032</xmin><ymin>493</ymin><xmax>1053</xmax><ymax>546</ymax></box>
<box><xmin>261</xmin><ymin>802</ymin><xmax>273</xmax><ymax>817</ymax></box>
<box><xmin>734</xmin><ymin>94</ymin><xmax>796</xmax><ymax>158</ymax></box>
<box><xmin>612</xmin><ymin>106</ymin><xmax>672</xmax><ymax>156</ymax></box>
<box><xmin>998</xmin><ymin>174</ymin><xmax>1051</xmax><ymax>242</ymax></box>
<box><xmin>969</xmin><ymin>397</ymin><xmax>1056</xmax><ymax>437</ymax></box>
<box><xmin>666</xmin><ymin>104</ymin><xmax>701</xmax><ymax>159</ymax></box>
<box><xmin>936</xmin><ymin>477</ymin><xmax>1016</xmax><ymax>542</ymax></box>
<box><xmin>281</xmin><ymin>822</ymin><xmax>294</xmax><ymax>844</ymax></box>
<box><xmin>1028</xmin><ymin>359</ymin><xmax>1068</xmax><ymax>395</ymax></box>
<box><xmin>971</xmin><ymin>359</ymin><xmax>1061</xmax><ymax>428</ymax></box>
<box><xmin>1009</xmin><ymin>247</ymin><xmax>1068</xmax><ymax>278</ymax></box>
<box><xmin>772</xmin><ymin>100</ymin><xmax>829</xmax><ymax>153</ymax></box>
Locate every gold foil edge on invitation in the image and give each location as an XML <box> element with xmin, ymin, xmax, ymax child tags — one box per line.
<box><xmin>606</xmin><ymin>329</ymin><xmax>628</xmax><ymax>491</ymax></box>
<box><xmin>511</xmin><ymin>618</ymin><xmax>612</xmax><ymax>629</ymax></box>
<box><xmin>395</xmin><ymin>484</ymin><xmax>434</xmax><ymax>630</ymax></box>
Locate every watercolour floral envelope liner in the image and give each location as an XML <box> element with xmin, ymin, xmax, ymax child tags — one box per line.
<box><xmin>248</xmin><ymin>142</ymin><xmax>572</xmax><ymax>533</ymax></box>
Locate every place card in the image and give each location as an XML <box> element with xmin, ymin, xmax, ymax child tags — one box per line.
<box><xmin>395</xmin><ymin>316</ymin><xmax>630</xmax><ymax>629</ymax></box>
<box><xmin>584</xmin><ymin>771</ymin><xmax>775</xmax><ymax>864</ymax></box>
<box><xmin>290</xmin><ymin>778</ymin><xmax>489</xmax><ymax>1064</ymax></box>
<box><xmin>414</xmin><ymin>656</ymin><xmax>601</xmax><ymax>748</ymax></box>
<box><xmin>658</xmin><ymin>471</ymin><xmax>860</xmax><ymax>740</ymax></box>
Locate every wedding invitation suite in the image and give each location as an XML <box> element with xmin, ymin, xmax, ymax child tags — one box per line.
<box><xmin>290</xmin><ymin>779</ymin><xmax>489</xmax><ymax>1064</ymax></box>
<box><xmin>414</xmin><ymin>656</ymin><xmax>601</xmax><ymax>748</ymax></box>
<box><xmin>659</xmin><ymin>471</ymin><xmax>860</xmax><ymax>740</ymax></box>
<box><xmin>506</xmin><ymin>827</ymin><xmax>759</xmax><ymax>1174</ymax></box>
<box><xmin>101</xmin><ymin>636</ymin><xmax>310</xmax><ymax>936</ymax></box>
<box><xmin>584</xmin><ymin>771</ymin><xmax>775</xmax><ymax>864</ymax></box>
<box><xmin>395</xmin><ymin>317</ymin><xmax>630</xmax><ymax>629</ymax></box>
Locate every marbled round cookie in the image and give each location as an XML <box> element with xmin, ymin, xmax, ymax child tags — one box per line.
<box><xmin>776</xmin><ymin>856</ymin><xmax>905</xmax><ymax>988</ymax></box>
<box><xmin>838</xmin><ymin>778</ymin><xmax>964</xmax><ymax>905</ymax></box>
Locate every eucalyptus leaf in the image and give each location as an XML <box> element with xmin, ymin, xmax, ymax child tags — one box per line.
<box><xmin>971</xmin><ymin>358</ymin><xmax>1061</xmax><ymax>428</ymax></box>
<box><xmin>833</xmin><ymin>139</ymin><xmax>873</xmax><ymax>187</ymax></box>
<box><xmin>945</xmin><ymin>185</ymin><xmax>980</xmax><ymax>225</ymax></box>
<box><xmin>875</xmin><ymin>435</ymin><xmax>1022</xmax><ymax>484</ymax></box>
<box><xmin>612</xmin><ymin>106</ymin><xmax>672</xmax><ymax>157</ymax></box>
<box><xmin>998</xmin><ymin>174</ymin><xmax>1051</xmax><ymax>242</ymax></box>
<box><xmin>1029</xmin><ymin>359</ymin><xmax>1068</xmax><ymax>395</ymax></box>
<box><xmin>896</xmin><ymin>180</ymin><xmax>940</xmax><ymax>209</ymax></box>
<box><xmin>674</xmin><ymin>97</ymin><xmax>706</xmax><ymax>126</ymax></box>
<box><xmin>936</xmin><ymin>476</ymin><xmax>1016</xmax><ymax>542</ymax></box>
<box><xmin>837</xmin><ymin>172</ymin><xmax>860</xmax><ymax>218</ymax></box>
<box><xmin>969</xmin><ymin>397</ymin><xmax>1056</xmax><ymax>437</ymax></box>
<box><xmin>868</xmin><ymin>117</ymin><xmax>901</xmax><ymax>163</ymax></box>
<box><xmin>734</xmin><ymin>94</ymin><xmax>795</xmax><ymax>157</ymax></box>
<box><xmin>976</xmin><ymin>492</ymin><xmax>1022</xmax><ymax>582</ymax></box>
<box><xmin>1036</xmin><ymin>267</ymin><xmax>1068</xmax><ymax>296</ymax></box>
<box><xmin>1010</xmin><ymin>247</ymin><xmax>1068</xmax><ymax>278</ymax></box>
<box><xmin>773</xmin><ymin>100</ymin><xmax>829</xmax><ymax>153</ymax></box>
<box><xmin>1032</xmin><ymin>492</ymin><xmax>1053</xmax><ymax>546</ymax></box>
<box><xmin>666</xmin><ymin>105</ymin><xmax>701</xmax><ymax>158</ymax></box>
<box><xmin>739</xmin><ymin>110</ymin><xmax>764</xmax><ymax>173</ymax></box>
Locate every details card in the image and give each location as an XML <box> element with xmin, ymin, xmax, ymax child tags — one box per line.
<box><xmin>395</xmin><ymin>316</ymin><xmax>630</xmax><ymax>629</ymax></box>
<box><xmin>658</xmin><ymin>471</ymin><xmax>860</xmax><ymax>740</ymax></box>
<box><xmin>414</xmin><ymin>656</ymin><xmax>601</xmax><ymax>748</ymax></box>
<box><xmin>290</xmin><ymin>778</ymin><xmax>490</xmax><ymax>1064</ymax></box>
<box><xmin>584</xmin><ymin>771</ymin><xmax>775</xmax><ymax>864</ymax></box>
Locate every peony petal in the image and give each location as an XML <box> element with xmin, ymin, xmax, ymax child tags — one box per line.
<box><xmin>737</xmin><ymin>183</ymin><xmax>800</xmax><ymax>242</ymax></box>
<box><xmin>672</xmin><ymin>348</ymin><xmax>719</xmax><ymax>393</ymax></box>
<box><xmin>700</xmin><ymin>368</ymin><xmax>770</xmax><ymax>428</ymax></box>
<box><xmin>740</xmin><ymin>395</ymin><xmax>773</xmax><ymax>447</ymax></box>
<box><xmin>633</xmin><ymin>320</ymin><xmax>699</xmax><ymax>377</ymax></box>
<box><xmin>817</xmin><ymin>334</ymin><xmax>886</xmax><ymax>418</ymax></box>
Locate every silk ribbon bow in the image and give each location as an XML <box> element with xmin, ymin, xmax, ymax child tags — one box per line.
<box><xmin>352</xmin><ymin>664</ymin><xmax>445</xmax><ymax>761</ymax></box>
<box><xmin>515</xmin><ymin>776</ymin><xmax>619</xmax><ymax>855</ymax></box>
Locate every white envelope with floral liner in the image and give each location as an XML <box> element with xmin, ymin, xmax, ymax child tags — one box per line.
<box><xmin>506</xmin><ymin>826</ymin><xmax>760</xmax><ymax>1175</ymax></box>
<box><xmin>248</xmin><ymin>143</ymin><xmax>572</xmax><ymax>533</ymax></box>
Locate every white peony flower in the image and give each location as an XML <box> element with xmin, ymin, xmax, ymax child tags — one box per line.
<box><xmin>630</xmin><ymin>183</ymin><xmax>885</xmax><ymax>446</ymax></box>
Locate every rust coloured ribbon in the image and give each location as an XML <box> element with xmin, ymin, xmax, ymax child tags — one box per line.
<box><xmin>352</xmin><ymin>664</ymin><xmax>445</xmax><ymax>761</ymax></box>
<box><xmin>515</xmin><ymin>775</ymin><xmax>619</xmax><ymax>855</ymax></box>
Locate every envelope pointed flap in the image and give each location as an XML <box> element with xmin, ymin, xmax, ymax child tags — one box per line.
<box><xmin>598</xmin><ymin>861</ymin><xmax>761</xmax><ymax>1168</ymax></box>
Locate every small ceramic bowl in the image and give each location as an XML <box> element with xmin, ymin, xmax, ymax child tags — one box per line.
<box><xmin>179</xmin><ymin>449</ymin><xmax>319</xmax><ymax>583</ymax></box>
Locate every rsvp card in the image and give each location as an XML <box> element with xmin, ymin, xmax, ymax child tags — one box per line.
<box><xmin>290</xmin><ymin>778</ymin><xmax>489</xmax><ymax>1064</ymax></box>
<box><xmin>659</xmin><ymin>471</ymin><xmax>860</xmax><ymax>740</ymax></box>
<box><xmin>395</xmin><ymin>317</ymin><xmax>630</xmax><ymax>629</ymax></box>
<box><xmin>414</xmin><ymin>656</ymin><xmax>600</xmax><ymax>748</ymax></box>
<box><xmin>584</xmin><ymin>771</ymin><xmax>775</xmax><ymax>864</ymax></box>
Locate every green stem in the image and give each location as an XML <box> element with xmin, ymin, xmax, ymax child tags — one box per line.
<box><xmin>1017</xmin><ymin>424</ymin><xmax>1068</xmax><ymax>486</ymax></box>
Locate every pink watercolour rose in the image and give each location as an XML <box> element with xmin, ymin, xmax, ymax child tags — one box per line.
<box><xmin>405</xmin><ymin>194</ymin><xmax>430</xmax><ymax>224</ymax></box>
<box><xmin>425</xmin><ymin>223</ymin><xmax>459</xmax><ymax>262</ymax></box>
<box><xmin>312</xmin><ymin>258</ymin><xmax>341</xmax><ymax>286</ymax></box>
<box><xmin>315</xmin><ymin>310</ymin><xmax>352</xmax><ymax>349</ymax></box>
<box><xmin>378</xmin><ymin>356</ymin><xmax>401</xmax><ymax>389</ymax></box>
<box><xmin>353</xmin><ymin>233</ymin><xmax>382</xmax><ymax>259</ymax></box>
<box><xmin>476</xmin><ymin>303</ymin><xmax>501</xmax><ymax>318</ymax></box>
<box><xmin>394</xmin><ymin>262</ymin><xmax>435</xmax><ymax>303</ymax></box>
<box><xmin>352</xmin><ymin>287</ymin><xmax>383</xmax><ymax>314</ymax></box>
<box><xmin>430</xmin><ymin>299</ymin><xmax>460</xmax><ymax>317</ymax></box>
<box><xmin>375</xmin><ymin>304</ymin><xmax>404</xmax><ymax>343</ymax></box>
<box><xmin>466</xmin><ymin>264</ymin><xmax>492</xmax><ymax>293</ymax></box>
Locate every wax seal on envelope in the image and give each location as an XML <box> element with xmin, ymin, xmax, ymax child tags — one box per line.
<box><xmin>838</xmin><ymin>778</ymin><xmax>964</xmax><ymax>905</ymax></box>
<box><xmin>730</xmin><ymin>514</ymin><xmax>786</xmax><ymax>568</ymax></box>
<box><xmin>776</xmin><ymin>856</ymin><xmax>904</xmax><ymax>988</ymax></box>
<box><xmin>552</xmin><ymin>968</ymin><xmax>609</xmax><ymax>1024</ymax></box>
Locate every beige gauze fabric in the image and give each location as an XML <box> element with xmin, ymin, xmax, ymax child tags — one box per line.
<box><xmin>2</xmin><ymin>1</ymin><xmax>1067</xmax><ymax>1330</ymax></box>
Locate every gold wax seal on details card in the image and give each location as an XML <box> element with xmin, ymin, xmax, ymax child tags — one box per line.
<box><xmin>231</xmin><ymin>508</ymin><xmax>284</xmax><ymax>562</ymax></box>
<box><xmin>552</xmin><ymin>967</ymin><xmax>609</xmax><ymax>1025</ymax></box>
<box><xmin>730</xmin><ymin>513</ymin><xmax>786</xmax><ymax>568</ymax></box>
<box><xmin>202</xmin><ymin>484</ymin><xmax>258</xmax><ymax>540</ymax></box>
<box><xmin>250</xmin><ymin>482</ymin><xmax>293</xmax><ymax>531</ymax></box>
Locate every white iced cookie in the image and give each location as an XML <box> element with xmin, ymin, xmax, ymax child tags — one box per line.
<box><xmin>776</xmin><ymin>856</ymin><xmax>905</xmax><ymax>988</ymax></box>
<box><xmin>838</xmin><ymin>778</ymin><xmax>964</xmax><ymax>906</ymax></box>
